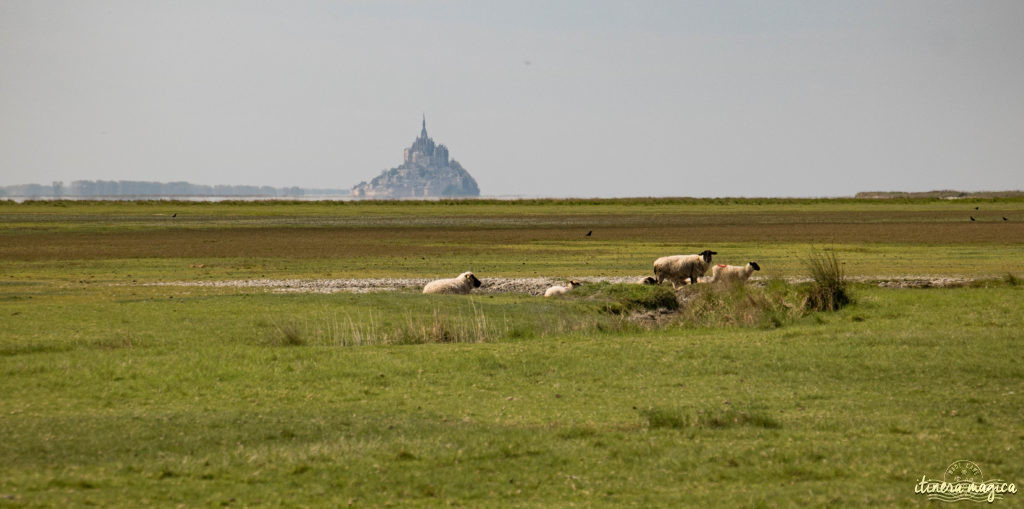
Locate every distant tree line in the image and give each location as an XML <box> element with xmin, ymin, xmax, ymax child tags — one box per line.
<box><xmin>0</xmin><ymin>180</ymin><xmax>308</xmax><ymax>198</ymax></box>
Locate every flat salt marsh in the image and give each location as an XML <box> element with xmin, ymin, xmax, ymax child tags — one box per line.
<box><xmin>1</xmin><ymin>198</ymin><xmax>1022</xmax><ymax>506</ymax></box>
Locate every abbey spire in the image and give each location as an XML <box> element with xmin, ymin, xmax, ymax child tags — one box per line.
<box><xmin>351</xmin><ymin>116</ymin><xmax>480</xmax><ymax>198</ymax></box>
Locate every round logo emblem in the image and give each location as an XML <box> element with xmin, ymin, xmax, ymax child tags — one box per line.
<box><xmin>944</xmin><ymin>460</ymin><xmax>983</xmax><ymax>483</ymax></box>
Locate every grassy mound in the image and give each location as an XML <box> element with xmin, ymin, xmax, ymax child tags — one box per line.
<box><xmin>676</xmin><ymin>279</ymin><xmax>805</xmax><ymax>328</ymax></box>
<box><xmin>569</xmin><ymin>282</ymin><xmax>679</xmax><ymax>314</ymax></box>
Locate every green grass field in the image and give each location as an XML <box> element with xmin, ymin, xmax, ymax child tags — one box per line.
<box><xmin>2</xmin><ymin>199</ymin><xmax>1023</xmax><ymax>506</ymax></box>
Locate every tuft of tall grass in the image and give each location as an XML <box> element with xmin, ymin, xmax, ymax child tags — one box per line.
<box><xmin>268</xmin><ymin>319</ymin><xmax>305</xmax><ymax>346</ymax></box>
<box><xmin>389</xmin><ymin>302</ymin><xmax>504</xmax><ymax>345</ymax></box>
<box><xmin>803</xmin><ymin>248</ymin><xmax>851</xmax><ymax>311</ymax></box>
<box><xmin>263</xmin><ymin>299</ymin><xmax>629</xmax><ymax>347</ymax></box>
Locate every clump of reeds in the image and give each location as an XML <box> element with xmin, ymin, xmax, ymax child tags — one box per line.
<box><xmin>803</xmin><ymin>248</ymin><xmax>851</xmax><ymax>311</ymax></box>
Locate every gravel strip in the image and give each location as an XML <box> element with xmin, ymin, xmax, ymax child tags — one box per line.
<box><xmin>145</xmin><ymin>275</ymin><xmax>981</xmax><ymax>294</ymax></box>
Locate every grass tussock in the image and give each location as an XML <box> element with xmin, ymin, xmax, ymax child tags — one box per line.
<box><xmin>571</xmin><ymin>282</ymin><xmax>679</xmax><ymax>315</ymax></box>
<box><xmin>642</xmin><ymin>405</ymin><xmax>782</xmax><ymax>430</ymax></box>
<box><xmin>268</xmin><ymin>319</ymin><xmax>306</xmax><ymax>346</ymax></box>
<box><xmin>803</xmin><ymin>248</ymin><xmax>851</xmax><ymax>311</ymax></box>
<box><xmin>677</xmin><ymin>279</ymin><xmax>804</xmax><ymax>328</ymax></box>
<box><xmin>391</xmin><ymin>305</ymin><xmax>499</xmax><ymax>345</ymax></box>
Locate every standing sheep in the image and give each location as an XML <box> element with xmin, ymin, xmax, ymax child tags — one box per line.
<box><xmin>653</xmin><ymin>250</ymin><xmax>717</xmax><ymax>289</ymax></box>
<box><xmin>422</xmin><ymin>272</ymin><xmax>482</xmax><ymax>294</ymax></box>
<box><xmin>710</xmin><ymin>262</ymin><xmax>761</xmax><ymax>284</ymax></box>
<box><xmin>544</xmin><ymin>280</ymin><xmax>582</xmax><ymax>297</ymax></box>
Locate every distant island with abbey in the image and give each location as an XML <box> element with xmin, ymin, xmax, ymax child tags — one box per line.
<box><xmin>351</xmin><ymin>116</ymin><xmax>480</xmax><ymax>199</ymax></box>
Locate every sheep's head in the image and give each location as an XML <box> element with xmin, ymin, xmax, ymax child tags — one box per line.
<box><xmin>462</xmin><ymin>272</ymin><xmax>482</xmax><ymax>288</ymax></box>
<box><xmin>568</xmin><ymin>280</ymin><xmax>583</xmax><ymax>288</ymax></box>
<box><xmin>700</xmin><ymin>250</ymin><xmax>718</xmax><ymax>263</ymax></box>
<box><xmin>749</xmin><ymin>262</ymin><xmax>761</xmax><ymax>271</ymax></box>
<box><xmin>639</xmin><ymin>276</ymin><xmax>658</xmax><ymax>285</ymax></box>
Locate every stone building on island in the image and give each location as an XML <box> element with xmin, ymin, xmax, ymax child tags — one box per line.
<box><xmin>351</xmin><ymin>117</ymin><xmax>480</xmax><ymax>198</ymax></box>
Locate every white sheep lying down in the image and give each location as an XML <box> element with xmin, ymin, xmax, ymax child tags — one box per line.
<box><xmin>422</xmin><ymin>272</ymin><xmax>482</xmax><ymax>294</ymax></box>
<box><xmin>653</xmin><ymin>250</ymin><xmax>717</xmax><ymax>289</ymax></box>
<box><xmin>544</xmin><ymin>280</ymin><xmax>582</xmax><ymax>297</ymax></box>
<box><xmin>710</xmin><ymin>262</ymin><xmax>761</xmax><ymax>284</ymax></box>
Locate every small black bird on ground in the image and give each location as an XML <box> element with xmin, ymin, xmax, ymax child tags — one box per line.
<box><xmin>975</xmin><ymin>206</ymin><xmax>979</xmax><ymax>210</ymax></box>
<box><xmin>585</xmin><ymin>230</ymin><xmax>592</xmax><ymax>237</ymax></box>
<box><xmin>1004</xmin><ymin>217</ymin><xmax>1009</xmax><ymax>221</ymax></box>
<box><xmin>970</xmin><ymin>216</ymin><xmax>975</xmax><ymax>221</ymax></box>
<box><xmin>172</xmin><ymin>213</ymin><xmax>177</xmax><ymax>217</ymax></box>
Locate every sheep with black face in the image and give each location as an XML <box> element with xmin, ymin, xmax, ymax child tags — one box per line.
<box><xmin>710</xmin><ymin>262</ymin><xmax>761</xmax><ymax>284</ymax></box>
<box><xmin>422</xmin><ymin>272</ymin><xmax>482</xmax><ymax>294</ymax></box>
<box><xmin>653</xmin><ymin>250</ymin><xmax>717</xmax><ymax>289</ymax></box>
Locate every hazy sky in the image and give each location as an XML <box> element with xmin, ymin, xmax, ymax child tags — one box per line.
<box><xmin>2</xmin><ymin>1</ymin><xmax>1022</xmax><ymax>197</ymax></box>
